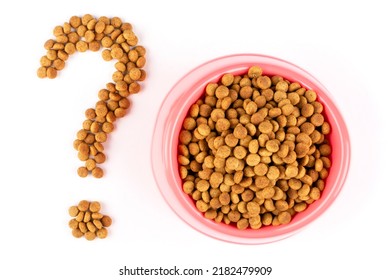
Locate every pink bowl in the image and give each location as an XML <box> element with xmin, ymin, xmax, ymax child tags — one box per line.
<box><xmin>151</xmin><ymin>54</ymin><xmax>350</xmax><ymax>244</ymax></box>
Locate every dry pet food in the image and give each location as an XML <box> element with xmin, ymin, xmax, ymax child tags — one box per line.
<box><xmin>37</xmin><ymin>15</ymin><xmax>146</xmax><ymax>178</ymax></box>
<box><xmin>68</xmin><ymin>200</ymin><xmax>112</xmax><ymax>240</ymax></box>
<box><xmin>178</xmin><ymin>66</ymin><xmax>331</xmax><ymax>230</ymax></box>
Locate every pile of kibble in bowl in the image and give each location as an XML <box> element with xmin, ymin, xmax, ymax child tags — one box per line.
<box><xmin>177</xmin><ymin>66</ymin><xmax>331</xmax><ymax>230</ymax></box>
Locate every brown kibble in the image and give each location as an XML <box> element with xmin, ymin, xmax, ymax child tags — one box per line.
<box><xmin>92</xmin><ymin>167</ymin><xmax>104</xmax><ymax>178</ymax></box>
<box><xmin>233</xmin><ymin>146</ymin><xmax>247</xmax><ymax>160</ymax></box>
<box><xmin>219</xmin><ymin>192</ymin><xmax>231</xmax><ymax>205</ymax></box>
<box><xmin>246</xmin><ymin>153</ymin><xmax>261</xmax><ymax>166</ymax></box>
<box><xmin>266</xmin><ymin>166</ymin><xmax>280</xmax><ymax>180</ymax></box>
<box><xmin>221</xmin><ymin>74</ymin><xmax>234</xmax><ymax>86</ymax></box>
<box><xmin>46</xmin><ymin>67</ymin><xmax>57</xmax><ymax>79</ymax></box>
<box><xmin>281</xmin><ymin>104</ymin><xmax>294</xmax><ymax>116</ymax></box>
<box><xmin>78</xmin><ymin>221</ymin><xmax>87</xmax><ymax>233</ymax></box>
<box><xmin>102</xmin><ymin>49</ymin><xmax>112</xmax><ymax>61</ymax></box>
<box><xmin>255</xmin><ymin>176</ymin><xmax>270</xmax><ymax>189</ymax></box>
<box><xmin>78</xmin><ymin>143</ymin><xmax>89</xmax><ymax>156</ymax></box>
<box><xmin>196</xmin><ymin>200</ymin><xmax>209</xmax><ymax>212</ymax></box>
<box><xmin>93</xmin><ymin>219</ymin><xmax>103</xmax><ymax>229</ymax></box>
<box><xmin>294</xmin><ymin>202</ymin><xmax>307</xmax><ymax>212</ymax></box>
<box><xmin>95</xmin><ymin>132</ymin><xmax>107</xmax><ymax>143</ymax></box>
<box><xmin>247</xmin><ymin>201</ymin><xmax>260</xmax><ymax>214</ymax></box>
<box><xmin>95</xmin><ymin>21</ymin><xmax>106</xmax><ymax>34</ymax></box>
<box><xmin>275</xmin><ymin>200</ymin><xmax>289</xmax><ymax>211</ymax></box>
<box><xmin>261</xmin><ymin>213</ymin><xmax>272</xmax><ymax>226</ymax></box>
<box><xmin>305</xmin><ymin>90</ymin><xmax>317</xmax><ymax>102</ymax></box>
<box><xmin>198</xmin><ymin>123</ymin><xmax>211</xmax><ymax>136</ymax></box>
<box><xmin>101</xmin><ymin>215</ymin><xmax>112</xmax><ymax>227</ymax></box>
<box><xmin>75</xmin><ymin>211</ymin><xmax>85</xmax><ymax>222</ymax></box>
<box><xmin>111</xmin><ymin>47</ymin><xmax>124</xmax><ymax>59</ymax></box>
<box><xmin>258</xmin><ymin>120</ymin><xmax>273</xmax><ymax>134</ymax></box>
<box><xmin>85</xmin><ymin>231</ymin><xmax>96</xmax><ymax>241</ymax></box>
<box><xmin>69</xmin><ymin>219</ymin><xmax>79</xmax><ymax>229</ymax></box>
<box><xmin>178</xmin><ymin>67</ymin><xmax>330</xmax><ymax>229</ymax></box>
<box><xmin>95</xmin><ymin>104</ymin><xmax>108</xmax><ymax>117</ymax></box>
<box><xmin>265</xmin><ymin>139</ymin><xmax>279</xmax><ymax>153</ymax></box>
<box><xmin>275</xmin><ymin>81</ymin><xmax>289</xmax><ymax>92</ymax></box>
<box><xmin>233</xmin><ymin>124</ymin><xmax>247</xmax><ymax>139</ymax></box>
<box><xmin>278</xmin><ymin>211</ymin><xmax>292</xmax><ymax>224</ymax></box>
<box><xmin>237</xmin><ymin>218</ymin><xmax>249</xmax><ymax>230</ymax></box>
<box><xmin>68</xmin><ymin>206</ymin><xmax>79</xmax><ymax>217</ymax></box>
<box><xmin>72</xmin><ymin>228</ymin><xmax>84</xmax><ymax>238</ymax></box>
<box><xmin>97</xmin><ymin>228</ymin><xmax>108</xmax><ymax>239</ymax></box>
<box><xmin>215</xmin><ymin>118</ymin><xmax>231</xmax><ymax>132</ymax></box>
<box><xmin>295</xmin><ymin>143</ymin><xmax>310</xmax><ymax>158</ymax></box>
<box><xmin>37</xmin><ymin>66</ymin><xmax>47</xmax><ymax>78</ymax></box>
<box><xmin>319</xmin><ymin>144</ymin><xmax>331</xmax><ymax>156</ymax></box>
<box><xmin>87</xmin><ymin>222</ymin><xmax>97</xmax><ymax>233</ymax></box>
<box><xmin>44</xmin><ymin>39</ymin><xmax>55</xmax><ymax>50</ymax></box>
<box><xmin>83</xmin><ymin>211</ymin><xmax>92</xmax><ymax>223</ymax></box>
<box><xmin>69</xmin><ymin>16</ymin><xmax>81</xmax><ymax>28</ymax></box>
<box><xmin>77</xmin><ymin>166</ymin><xmax>88</xmax><ymax>178</ymax></box>
<box><xmin>89</xmin><ymin>201</ymin><xmax>101</xmax><ymax>213</ymax></box>
<box><xmin>85</xmin><ymin>159</ymin><xmax>96</xmax><ymax>171</ymax></box>
<box><xmin>39</xmin><ymin>56</ymin><xmax>53</xmax><ymax>67</ymax></box>
<box><xmin>92</xmin><ymin>212</ymin><xmax>103</xmax><ymax>220</ymax></box>
<box><xmin>257</xmin><ymin>76</ymin><xmax>272</xmax><ymax>89</ymax></box>
<box><xmin>76</xmin><ymin>41</ymin><xmax>88</xmax><ymax>52</ymax></box>
<box><xmin>129</xmin><ymin>67</ymin><xmax>142</xmax><ymax>81</ymax></box>
<box><xmin>216</xmin><ymin>145</ymin><xmax>231</xmax><ymax>159</ymax></box>
<box><xmin>248</xmin><ymin>66</ymin><xmax>262</xmax><ymax>78</ymax></box>
<box><xmin>78</xmin><ymin>200</ymin><xmax>90</xmax><ymax>211</ymax></box>
<box><xmin>311</xmin><ymin>113</ymin><xmax>325</xmax><ymax>126</ymax></box>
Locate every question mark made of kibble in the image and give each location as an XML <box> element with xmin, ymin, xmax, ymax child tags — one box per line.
<box><xmin>37</xmin><ymin>14</ymin><xmax>146</xmax><ymax>178</ymax></box>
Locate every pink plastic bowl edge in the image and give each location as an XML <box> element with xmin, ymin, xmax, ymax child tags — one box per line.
<box><xmin>151</xmin><ymin>54</ymin><xmax>351</xmax><ymax>244</ymax></box>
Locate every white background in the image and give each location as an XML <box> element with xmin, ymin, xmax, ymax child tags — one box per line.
<box><xmin>0</xmin><ymin>0</ymin><xmax>389</xmax><ymax>279</ymax></box>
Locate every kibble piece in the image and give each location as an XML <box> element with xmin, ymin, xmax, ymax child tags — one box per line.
<box><xmin>196</xmin><ymin>200</ymin><xmax>209</xmax><ymax>212</ymax></box>
<box><xmin>257</xmin><ymin>76</ymin><xmax>272</xmax><ymax>89</ymax></box>
<box><xmin>77</xmin><ymin>166</ymin><xmax>89</xmax><ymax>177</ymax></box>
<box><xmin>318</xmin><ymin>144</ymin><xmax>331</xmax><ymax>156</ymax></box>
<box><xmin>198</xmin><ymin>124</ymin><xmax>211</xmax><ymax>136</ymax></box>
<box><xmin>221</xmin><ymin>74</ymin><xmax>234</xmax><ymax>86</ymax></box>
<box><xmin>78</xmin><ymin>222</ymin><xmax>87</xmax><ymax>233</ymax></box>
<box><xmin>92</xmin><ymin>167</ymin><xmax>104</xmax><ymax>178</ymax></box>
<box><xmin>246</xmin><ymin>153</ymin><xmax>261</xmax><ymax>166</ymax></box>
<box><xmin>265</xmin><ymin>139</ymin><xmax>279</xmax><ymax>153</ymax></box>
<box><xmin>233</xmin><ymin>124</ymin><xmax>248</xmax><ymax>139</ymax></box>
<box><xmin>267</xmin><ymin>166</ymin><xmax>280</xmax><ymax>180</ymax></box>
<box><xmin>68</xmin><ymin>206</ymin><xmax>79</xmax><ymax>217</ymax></box>
<box><xmin>89</xmin><ymin>201</ymin><xmax>101</xmax><ymax>213</ymax></box>
<box><xmin>277</xmin><ymin>211</ymin><xmax>291</xmax><ymax>224</ymax></box>
<box><xmin>37</xmin><ymin>67</ymin><xmax>47</xmax><ymax>78</ymax></box>
<box><xmin>83</xmin><ymin>211</ymin><xmax>92</xmax><ymax>223</ymax></box>
<box><xmin>305</xmin><ymin>90</ymin><xmax>317</xmax><ymax>102</ymax></box>
<box><xmin>76</xmin><ymin>41</ymin><xmax>88</xmax><ymax>52</ymax></box>
<box><xmin>96</xmin><ymin>227</ymin><xmax>108</xmax><ymax>239</ymax></box>
<box><xmin>75</xmin><ymin>211</ymin><xmax>85</xmax><ymax>222</ymax></box>
<box><xmin>101</xmin><ymin>215</ymin><xmax>112</xmax><ymax>227</ymax></box>
<box><xmin>86</xmin><ymin>222</ymin><xmax>97</xmax><ymax>233</ymax></box>
<box><xmin>46</xmin><ymin>67</ymin><xmax>57</xmax><ymax>79</ymax></box>
<box><xmin>311</xmin><ymin>113</ymin><xmax>325</xmax><ymax>126</ymax></box>
<box><xmin>68</xmin><ymin>219</ymin><xmax>79</xmax><ymax>229</ymax></box>
<box><xmin>85</xmin><ymin>231</ymin><xmax>96</xmax><ymax>241</ymax></box>
<box><xmin>259</xmin><ymin>120</ymin><xmax>273</xmax><ymax>134</ymax></box>
<box><xmin>248</xmin><ymin>66</ymin><xmax>262</xmax><ymax>78</ymax></box>
<box><xmin>72</xmin><ymin>228</ymin><xmax>84</xmax><ymax>238</ymax></box>
<box><xmin>78</xmin><ymin>200</ymin><xmax>90</xmax><ymax>211</ymax></box>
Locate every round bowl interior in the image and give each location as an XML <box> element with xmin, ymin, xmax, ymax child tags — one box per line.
<box><xmin>151</xmin><ymin>54</ymin><xmax>350</xmax><ymax>244</ymax></box>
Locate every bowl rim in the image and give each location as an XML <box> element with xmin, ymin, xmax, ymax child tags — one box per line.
<box><xmin>151</xmin><ymin>53</ymin><xmax>351</xmax><ymax>244</ymax></box>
